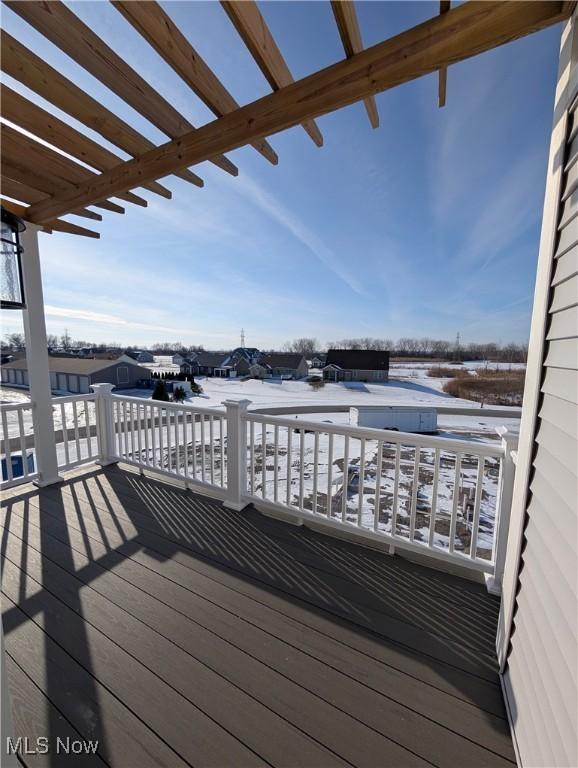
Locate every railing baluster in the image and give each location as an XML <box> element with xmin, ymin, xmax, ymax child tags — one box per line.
<box><xmin>191</xmin><ymin>413</ymin><xmax>197</xmax><ymax>479</ymax></box>
<box><xmin>374</xmin><ymin>439</ymin><xmax>383</xmax><ymax>531</ymax></box>
<box><xmin>326</xmin><ymin>432</ymin><xmax>334</xmax><ymax>517</ymax></box>
<box><xmin>60</xmin><ymin>401</ymin><xmax>70</xmax><ymax>467</ymax></box>
<box><xmin>158</xmin><ymin>405</ymin><xmax>165</xmax><ymax>469</ymax></box>
<box><xmin>312</xmin><ymin>430</ymin><xmax>319</xmax><ymax>515</ymax></box>
<box><xmin>449</xmin><ymin>453</ymin><xmax>462</xmax><ymax>553</ymax></box>
<box><xmin>357</xmin><ymin>437</ymin><xmax>366</xmax><ymax>526</ymax></box>
<box><xmin>470</xmin><ymin>455</ymin><xmax>485</xmax><ymax>560</ymax></box>
<box><xmin>341</xmin><ymin>434</ymin><xmax>349</xmax><ymax>522</ymax></box>
<box><xmin>71</xmin><ymin>400</ymin><xmax>81</xmax><ymax>463</ymax></box>
<box><xmin>210</xmin><ymin>415</ymin><xmax>215</xmax><ymax>485</ymax></box>
<box><xmin>174</xmin><ymin>408</ymin><xmax>181</xmax><ymax>476</ymax></box>
<box><xmin>391</xmin><ymin>443</ymin><xmax>401</xmax><ymax>537</ymax></box>
<box><xmin>182</xmin><ymin>410</ymin><xmax>189</xmax><ymax>481</ymax></box>
<box><xmin>84</xmin><ymin>400</ymin><xmax>93</xmax><ymax>459</ymax></box>
<box><xmin>2</xmin><ymin>410</ymin><xmax>13</xmax><ymax>483</ymax></box>
<box><xmin>249</xmin><ymin>419</ymin><xmax>255</xmax><ymax>495</ymax></box>
<box><xmin>143</xmin><ymin>404</ymin><xmax>150</xmax><ymax>466</ymax></box>
<box><xmin>298</xmin><ymin>428</ymin><xmax>305</xmax><ymax>510</ymax></box>
<box><xmin>17</xmin><ymin>409</ymin><xmax>28</xmax><ymax>477</ymax></box>
<box><xmin>286</xmin><ymin>425</ymin><xmax>292</xmax><ymax>506</ymax></box>
<box><xmin>166</xmin><ymin>407</ymin><xmax>172</xmax><ymax>472</ymax></box>
<box><xmin>122</xmin><ymin>400</ymin><xmax>129</xmax><ymax>459</ymax></box>
<box><xmin>151</xmin><ymin>404</ymin><xmax>158</xmax><ymax>468</ymax></box>
<box><xmin>199</xmin><ymin>414</ymin><xmax>206</xmax><ymax>482</ymax></box>
<box><xmin>219</xmin><ymin>416</ymin><xmax>224</xmax><ymax>487</ymax></box>
<box><xmin>135</xmin><ymin>402</ymin><xmax>142</xmax><ymax>464</ymax></box>
<box><xmin>261</xmin><ymin>422</ymin><xmax>266</xmax><ymax>498</ymax></box>
<box><xmin>273</xmin><ymin>425</ymin><xmax>279</xmax><ymax>503</ymax></box>
<box><xmin>428</xmin><ymin>448</ymin><xmax>440</xmax><ymax>548</ymax></box>
<box><xmin>409</xmin><ymin>446</ymin><xmax>420</xmax><ymax>541</ymax></box>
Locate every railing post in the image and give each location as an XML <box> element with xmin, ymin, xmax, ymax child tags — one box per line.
<box><xmin>91</xmin><ymin>384</ymin><xmax>118</xmax><ymax>466</ymax></box>
<box><xmin>20</xmin><ymin>224</ymin><xmax>62</xmax><ymax>487</ymax></box>
<box><xmin>222</xmin><ymin>399</ymin><xmax>251</xmax><ymax>511</ymax></box>
<box><xmin>486</xmin><ymin>427</ymin><xmax>518</xmax><ymax>595</ymax></box>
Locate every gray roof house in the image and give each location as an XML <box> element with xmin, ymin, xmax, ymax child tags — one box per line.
<box><xmin>260</xmin><ymin>353</ymin><xmax>308</xmax><ymax>379</ymax></box>
<box><xmin>0</xmin><ymin>355</ymin><xmax>145</xmax><ymax>393</ymax></box>
<box><xmin>323</xmin><ymin>349</ymin><xmax>390</xmax><ymax>382</ymax></box>
<box><xmin>126</xmin><ymin>349</ymin><xmax>154</xmax><ymax>363</ymax></box>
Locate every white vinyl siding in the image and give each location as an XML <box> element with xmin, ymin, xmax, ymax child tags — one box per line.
<box><xmin>502</xmin><ymin>36</ymin><xmax>577</xmax><ymax>768</ymax></box>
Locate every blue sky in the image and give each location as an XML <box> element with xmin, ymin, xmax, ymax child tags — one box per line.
<box><xmin>1</xmin><ymin>1</ymin><xmax>564</xmax><ymax>349</ymax></box>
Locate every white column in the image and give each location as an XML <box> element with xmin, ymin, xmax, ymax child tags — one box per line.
<box><xmin>222</xmin><ymin>399</ymin><xmax>251</xmax><ymax>511</ymax></box>
<box><xmin>91</xmin><ymin>383</ymin><xmax>118</xmax><ymax>465</ymax></box>
<box><xmin>486</xmin><ymin>427</ymin><xmax>518</xmax><ymax>595</ymax></box>
<box><xmin>20</xmin><ymin>224</ymin><xmax>61</xmax><ymax>486</ymax></box>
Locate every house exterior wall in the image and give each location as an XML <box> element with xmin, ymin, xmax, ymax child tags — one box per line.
<box><xmin>323</xmin><ymin>368</ymin><xmax>388</xmax><ymax>382</ymax></box>
<box><xmin>90</xmin><ymin>362</ymin><xmax>144</xmax><ymax>389</ymax></box>
<box><xmin>499</xmin><ymin>15</ymin><xmax>577</xmax><ymax>768</ymax></box>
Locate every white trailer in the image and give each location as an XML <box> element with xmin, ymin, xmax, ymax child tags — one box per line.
<box><xmin>349</xmin><ymin>406</ymin><xmax>437</xmax><ymax>433</ymax></box>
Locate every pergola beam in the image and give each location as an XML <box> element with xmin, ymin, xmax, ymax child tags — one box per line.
<box><xmin>5</xmin><ymin>0</ymin><xmax>238</xmax><ymax>179</ymax></box>
<box><xmin>221</xmin><ymin>1</ymin><xmax>323</xmax><ymax>147</ymax></box>
<box><xmin>331</xmin><ymin>0</ymin><xmax>379</xmax><ymax>129</ymax></box>
<box><xmin>27</xmin><ymin>1</ymin><xmax>572</xmax><ymax>224</ymax></box>
<box><xmin>0</xmin><ymin>31</ymin><xmax>205</xmax><ymax>190</ymax></box>
<box><xmin>0</xmin><ymin>199</ymin><xmax>100</xmax><ymax>239</ymax></box>
<box><xmin>111</xmin><ymin>0</ymin><xmax>278</xmax><ymax>165</ymax></box>
<box><xmin>1</xmin><ymin>85</ymin><xmax>172</xmax><ymax>200</ymax></box>
<box><xmin>0</xmin><ymin>125</ymin><xmax>144</xmax><ymax>211</ymax></box>
<box><xmin>438</xmin><ymin>1</ymin><xmax>451</xmax><ymax>107</ymax></box>
<box><xmin>0</xmin><ymin>177</ymin><xmax>102</xmax><ymax>221</ymax></box>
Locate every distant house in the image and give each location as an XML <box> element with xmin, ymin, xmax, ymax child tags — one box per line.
<box><xmin>172</xmin><ymin>353</ymin><xmax>186</xmax><ymax>366</ymax></box>
<box><xmin>126</xmin><ymin>350</ymin><xmax>154</xmax><ymax>363</ymax></box>
<box><xmin>323</xmin><ymin>349</ymin><xmax>390</xmax><ymax>382</ymax></box>
<box><xmin>259</xmin><ymin>353</ymin><xmax>308</xmax><ymax>379</ymax></box>
<box><xmin>310</xmin><ymin>354</ymin><xmax>326</xmax><ymax>368</ymax></box>
<box><xmin>182</xmin><ymin>351</ymin><xmax>228</xmax><ymax>377</ymax></box>
<box><xmin>0</xmin><ymin>355</ymin><xmax>145</xmax><ymax>393</ymax></box>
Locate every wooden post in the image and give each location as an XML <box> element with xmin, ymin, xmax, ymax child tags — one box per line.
<box><xmin>20</xmin><ymin>224</ymin><xmax>62</xmax><ymax>486</ymax></box>
<box><xmin>91</xmin><ymin>383</ymin><xmax>118</xmax><ymax>465</ymax></box>
<box><xmin>222</xmin><ymin>399</ymin><xmax>251</xmax><ymax>511</ymax></box>
<box><xmin>486</xmin><ymin>427</ymin><xmax>518</xmax><ymax>595</ymax></box>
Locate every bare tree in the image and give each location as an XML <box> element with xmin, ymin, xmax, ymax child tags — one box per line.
<box><xmin>282</xmin><ymin>338</ymin><xmax>319</xmax><ymax>356</ymax></box>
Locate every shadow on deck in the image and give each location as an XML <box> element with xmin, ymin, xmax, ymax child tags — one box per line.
<box><xmin>1</xmin><ymin>464</ymin><xmax>515</xmax><ymax>767</ymax></box>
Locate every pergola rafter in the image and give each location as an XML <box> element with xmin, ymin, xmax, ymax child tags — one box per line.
<box><xmin>221</xmin><ymin>0</ymin><xmax>323</xmax><ymax>147</ymax></box>
<box><xmin>330</xmin><ymin>0</ymin><xmax>380</xmax><ymax>129</ymax></box>
<box><xmin>111</xmin><ymin>0</ymin><xmax>278</xmax><ymax>165</ymax></box>
<box><xmin>5</xmin><ymin>0</ymin><xmax>239</xmax><ymax>179</ymax></box>
<box><xmin>0</xmin><ymin>0</ymin><xmax>574</xmax><ymax>235</ymax></box>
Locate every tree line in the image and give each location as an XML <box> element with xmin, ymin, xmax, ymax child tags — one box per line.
<box><xmin>282</xmin><ymin>336</ymin><xmax>528</xmax><ymax>362</ymax></box>
<box><xmin>2</xmin><ymin>331</ymin><xmax>528</xmax><ymax>363</ymax></box>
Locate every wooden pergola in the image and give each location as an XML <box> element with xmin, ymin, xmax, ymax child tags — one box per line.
<box><xmin>0</xmin><ymin>0</ymin><xmax>575</xmax><ymax>240</ymax></box>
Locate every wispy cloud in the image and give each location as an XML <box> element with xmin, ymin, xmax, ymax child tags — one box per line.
<box><xmin>44</xmin><ymin>305</ymin><xmax>195</xmax><ymax>336</ymax></box>
<box><xmin>231</xmin><ymin>173</ymin><xmax>366</xmax><ymax>295</ymax></box>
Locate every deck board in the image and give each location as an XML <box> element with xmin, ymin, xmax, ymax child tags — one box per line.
<box><xmin>1</xmin><ymin>465</ymin><xmax>516</xmax><ymax>767</ymax></box>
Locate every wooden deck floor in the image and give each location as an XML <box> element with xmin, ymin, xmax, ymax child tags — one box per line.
<box><xmin>1</xmin><ymin>464</ymin><xmax>515</xmax><ymax>767</ymax></box>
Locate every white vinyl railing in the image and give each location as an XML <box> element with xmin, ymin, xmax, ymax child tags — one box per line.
<box><xmin>242</xmin><ymin>412</ymin><xmax>517</xmax><ymax>575</ymax></box>
<box><xmin>0</xmin><ymin>385</ymin><xmax>517</xmax><ymax>588</ymax></box>
<box><xmin>0</xmin><ymin>401</ymin><xmax>37</xmax><ymax>487</ymax></box>
<box><xmin>54</xmin><ymin>393</ymin><xmax>98</xmax><ymax>472</ymax></box>
<box><xmin>107</xmin><ymin>392</ymin><xmax>227</xmax><ymax>495</ymax></box>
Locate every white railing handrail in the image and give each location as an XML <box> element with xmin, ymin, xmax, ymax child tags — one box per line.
<box><xmin>52</xmin><ymin>392</ymin><xmax>96</xmax><ymax>405</ymax></box>
<box><xmin>0</xmin><ymin>401</ymin><xmax>33</xmax><ymax>413</ymax></box>
<box><xmin>244</xmin><ymin>411</ymin><xmax>505</xmax><ymax>458</ymax></box>
<box><xmin>111</xmin><ymin>392</ymin><xmax>223</xmax><ymax>418</ymax></box>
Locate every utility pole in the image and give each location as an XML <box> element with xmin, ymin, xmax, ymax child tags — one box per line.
<box><xmin>240</xmin><ymin>328</ymin><xmax>246</xmax><ymax>347</ymax></box>
<box><xmin>455</xmin><ymin>331</ymin><xmax>461</xmax><ymax>361</ymax></box>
